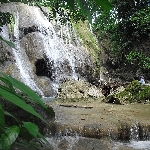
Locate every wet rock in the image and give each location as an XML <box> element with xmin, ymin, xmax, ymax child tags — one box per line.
<box><xmin>0</xmin><ymin>2</ymin><xmax>99</xmax><ymax>97</ymax></box>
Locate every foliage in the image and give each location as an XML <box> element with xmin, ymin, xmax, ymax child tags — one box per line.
<box><xmin>0</xmin><ymin>1</ymin><xmax>112</xmax><ymax>149</ymax></box>
<box><xmin>0</xmin><ymin>12</ymin><xmax>15</xmax><ymax>48</ymax></box>
<box><xmin>116</xmin><ymin>80</ymin><xmax>150</xmax><ymax>103</ymax></box>
<box><xmin>126</xmin><ymin>51</ymin><xmax>150</xmax><ymax>69</ymax></box>
<box><xmin>130</xmin><ymin>7</ymin><xmax>150</xmax><ymax>35</ymax></box>
<box><xmin>0</xmin><ymin>0</ymin><xmax>111</xmax><ymax>24</ymax></box>
<box><xmin>93</xmin><ymin>0</ymin><xmax>150</xmax><ymax>67</ymax></box>
<box><xmin>0</xmin><ymin>0</ymin><xmax>112</xmax><ymax>53</ymax></box>
<box><xmin>0</xmin><ymin>73</ymin><xmax>54</xmax><ymax>150</ymax></box>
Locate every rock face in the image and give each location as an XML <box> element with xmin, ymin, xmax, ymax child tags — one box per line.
<box><xmin>0</xmin><ymin>2</ymin><xmax>99</xmax><ymax>97</ymax></box>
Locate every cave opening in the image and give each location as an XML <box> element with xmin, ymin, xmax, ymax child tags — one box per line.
<box><xmin>35</xmin><ymin>58</ymin><xmax>54</xmax><ymax>80</ymax></box>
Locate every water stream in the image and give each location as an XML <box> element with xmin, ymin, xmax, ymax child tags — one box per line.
<box><xmin>44</xmin><ymin>128</ymin><xmax>150</xmax><ymax>150</ymax></box>
<box><xmin>34</xmin><ymin>10</ymin><xmax>79</xmax><ymax>90</ymax></box>
<box><xmin>12</xmin><ymin>10</ymin><xmax>44</xmax><ymax>95</ymax></box>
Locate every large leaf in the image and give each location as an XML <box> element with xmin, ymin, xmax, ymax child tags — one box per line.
<box><xmin>0</xmin><ymin>76</ymin><xmax>13</xmax><ymax>89</ymax></box>
<box><xmin>0</xmin><ymin>36</ymin><xmax>15</xmax><ymax>48</ymax></box>
<box><xmin>23</xmin><ymin>122</ymin><xmax>39</xmax><ymax>138</ymax></box>
<box><xmin>1</xmin><ymin>73</ymin><xmax>46</xmax><ymax>109</ymax></box>
<box><xmin>0</xmin><ymin>126</ymin><xmax>20</xmax><ymax>150</ymax></box>
<box><xmin>37</xmin><ymin>132</ymin><xmax>49</xmax><ymax>144</ymax></box>
<box><xmin>4</xmin><ymin>110</ymin><xmax>18</xmax><ymax>123</ymax></box>
<box><xmin>0</xmin><ymin>73</ymin><xmax>54</xmax><ymax>116</ymax></box>
<box><xmin>94</xmin><ymin>0</ymin><xmax>111</xmax><ymax>11</ymax></box>
<box><xmin>22</xmin><ymin>122</ymin><xmax>49</xmax><ymax>144</ymax></box>
<box><xmin>0</xmin><ymin>76</ymin><xmax>15</xmax><ymax>93</ymax></box>
<box><xmin>0</xmin><ymin>87</ymin><xmax>46</xmax><ymax>123</ymax></box>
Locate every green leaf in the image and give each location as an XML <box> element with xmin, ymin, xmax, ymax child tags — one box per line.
<box><xmin>94</xmin><ymin>0</ymin><xmax>111</xmax><ymax>11</ymax></box>
<box><xmin>37</xmin><ymin>132</ymin><xmax>49</xmax><ymax>144</ymax></box>
<box><xmin>1</xmin><ymin>73</ymin><xmax>46</xmax><ymax>110</ymax></box>
<box><xmin>23</xmin><ymin>122</ymin><xmax>39</xmax><ymax>138</ymax></box>
<box><xmin>66</xmin><ymin>0</ymin><xmax>74</xmax><ymax>10</ymax></box>
<box><xmin>0</xmin><ymin>87</ymin><xmax>46</xmax><ymax>123</ymax></box>
<box><xmin>76</xmin><ymin>0</ymin><xmax>92</xmax><ymax>23</ymax></box>
<box><xmin>4</xmin><ymin>111</ymin><xmax>18</xmax><ymax>123</ymax></box>
<box><xmin>0</xmin><ymin>36</ymin><xmax>15</xmax><ymax>48</ymax></box>
<box><xmin>0</xmin><ymin>105</ymin><xmax>4</xmax><ymax>127</ymax></box>
<box><xmin>0</xmin><ymin>76</ymin><xmax>15</xmax><ymax>93</ymax></box>
<box><xmin>0</xmin><ymin>126</ymin><xmax>20</xmax><ymax>150</ymax></box>
<box><xmin>0</xmin><ymin>73</ymin><xmax>54</xmax><ymax>116</ymax></box>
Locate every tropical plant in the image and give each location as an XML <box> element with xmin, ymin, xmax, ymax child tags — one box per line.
<box><xmin>0</xmin><ymin>0</ymin><xmax>111</xmax><ymax>150</ymax></box>
<box><xmin>0</xmin><ymin>73</ymin><xmax>54</xmax><ymax>150</ymax></box>
<box><xmin>0</xmin><ymin>1</ymin><xmax>112</xmax><ymax>149</ymax></box>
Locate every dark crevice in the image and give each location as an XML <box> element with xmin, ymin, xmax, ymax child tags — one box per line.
<box><xmin>20</xmin><ymin>25</ymin><xmax>39</xmax><ymax>35</ymax></box>
<box><xmin>35</xmin><ymin>58</ymin><xmax>55</xmax><ymax>80</ymax></box>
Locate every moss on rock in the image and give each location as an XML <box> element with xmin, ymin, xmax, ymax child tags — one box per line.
<box><xmin>106</xmin><ymin>80</ymin><xmax>150</xmax><ymax>104</ymax></box>
<box><xmin>73</xmin><ymin>20</ymin><xmax>101</xmax><ymax>70</ymax></box>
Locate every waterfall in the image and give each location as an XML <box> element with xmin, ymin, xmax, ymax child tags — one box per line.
<box><xmin>130</xmin><ymin>123</ymin><xmax>150</xmax><ymax>141</ymax></box>
<box><xmin>130</xmin><ymin>123</ymin><xmax>140</xmax><ymax>141</ymax></box>
<box><xmin>29</xmin><ymin>7</ymin><xmax>79</xmax><ymax>91</ymax></box>
<box><xmin>11</xmin><ymin>10</ymin><xmax>44</xmax><ymax>96</ymax></box>
<box><xmin>0</xmin><ymin>3</ymin><xmax>95</xmax><ymax>97</ymax></box>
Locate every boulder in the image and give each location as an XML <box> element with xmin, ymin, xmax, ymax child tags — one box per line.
<box><xmin>57</xmin><ymin>79</ymin><xmax>105</xmax><ymax>100</ymax></box>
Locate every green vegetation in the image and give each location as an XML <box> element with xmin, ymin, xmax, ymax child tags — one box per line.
<box><xmin>0</xmin><ymin>1</ymin><xmax>111</xmax><ymax>149</ymax></box>
<box><xmin>0</xmin><ymin>73</ymin><xmax>54</xmax><ymax>150</ymax></box>
<box><xmin>126</xmin><ymin>51</ymin><xmax>150</xmax><ymax>69</ymax></box>
<box><xmin>73</xmin><ymin>20</ymin><xmax>100</xmax><ymax>64</ymax></box>
<box><xmin>1</xmin><ymin>0</ymin><xmax>150</xmax><ymax>148</ymax></box>
<box><xmin>93</xmin><ymin>0</ymin><xmax>150</xmax><ymax>70</ymax></box>
<box><xmin>108</xmin><ymin>80</ymin><xmax>150</xmax><ymax>104</ymax></box>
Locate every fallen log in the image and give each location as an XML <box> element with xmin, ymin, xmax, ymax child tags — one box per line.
<box><xmin>60</xmin><ymin>104</ymin><xmax>93</xmax><ymax>109</ymax></box>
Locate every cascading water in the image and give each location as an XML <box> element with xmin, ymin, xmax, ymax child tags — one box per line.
<box><xmin>0</xmin><ymin>8</ymin><xmax>44</xmax><ymax>96</ymax></box>
<box><xmin>113</xmin><ymin>123</ymin><xmax>150</xmax><ymax>150</ymax></box>
<box><xmin>130</xmin><ymin>123</ymin><xmax>140</xmax><ymax>141</ymax></box>
<box><xmin>26</xmin><ymin>7</ymin><xmax>80</xmax><ymax>93</ymax></box>
<box><xmin>12</xmin><ymin>10</ymin><xmax>44</xmax><ymax>96</ymax></box>
<box><xmin>0</xmin><ymin>3</ymin><xmax>95</xmax><ymax>97</ymax></box>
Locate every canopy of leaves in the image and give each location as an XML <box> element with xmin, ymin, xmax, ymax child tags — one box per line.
<box><xmin>93</xmin><ymin>0</ymin><xmax>150</xmax><ymax>68</ymax></box>
<box><xmin>0</xmin><ymin>0</ymin><xmax>111</xmax><ymax>24</ymax></box>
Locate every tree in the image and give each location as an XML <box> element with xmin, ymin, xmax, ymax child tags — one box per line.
<box><xmin>0</xmin><ymin>0</ymin><xmax>111</xmax><ymax>46</ymax></box>
<box><xmin>93</xmin><ymin>0</ymin><xmax>150</xmax><ymax>68</ymax></box>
